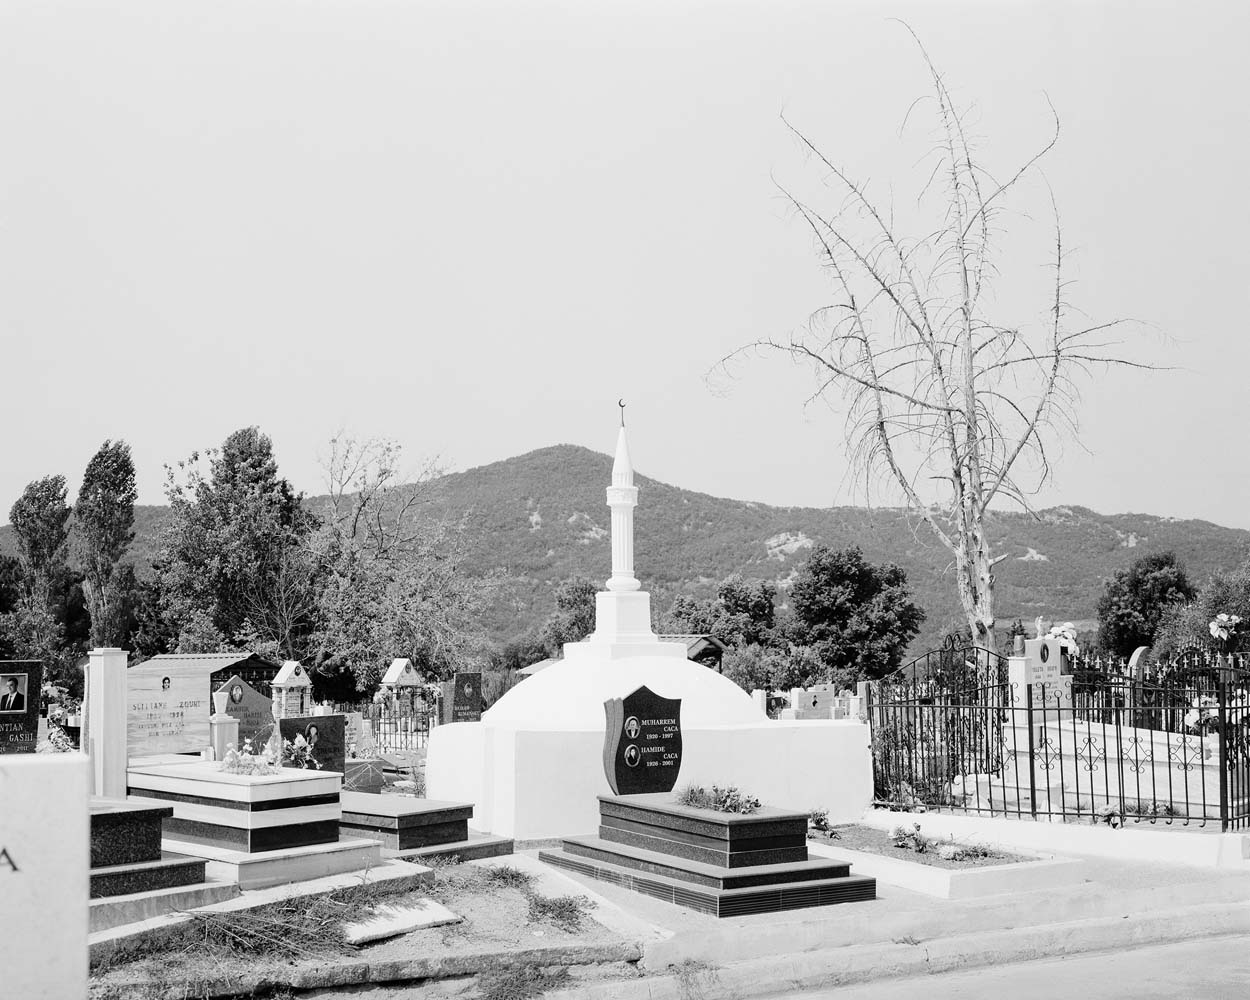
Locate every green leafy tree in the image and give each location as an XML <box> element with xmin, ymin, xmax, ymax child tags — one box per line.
<box><xmin>1154</xmin><ymin>562</ymin><xmax>1250</xmax><ymax>656</ymax></box>
<box><xmin>540</xmin><ymin>576</ymin><xmax>597</xmax><ymax>654</ymax></box>
<box><xmin>2</xmin><ymin>476</ymin><xmax>71</xmax><ymax>671</ymax></box>
<box><xmin>663</xmin><ymin>575</ymin><xmax>778</xmax><ymax>649</ymax></box>
<box><xmin>309</xmin><ymin>436</ymin><xmax>492</xmax><ymax>690</ymax></box>
<box><xmin>787</xmin><ymin>545</ymin><xmax>924</xmax><ymax>683</ymax></box>
<box><xmin>1096</xmin><ymin>551</ymin><xmax>1195</xmax><ymax>658</ymax></box>
<box><xmin>74</xmin><ymin>441</ymin><xmax>137</xmax><ymax>647</ymax></box>
<box><xmin>160</xmin><ymin>427</ymin><xmax>317</xmax><ymax>656</ymax></box>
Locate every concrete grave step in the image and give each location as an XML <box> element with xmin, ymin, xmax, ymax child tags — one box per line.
<box><xmin>90</xmin><ymin>798</ymin><xmax>172</xmax><ymax>868</ymax></box>
<box><xmin>162</xmin><ymin>836</ymin><xmax>384</xmax><ymax>890</ymax></box>
<box><xmin>338</xmin><ymin>791</ymin><xmax>473</xmax><ymax>850</ymax></box>
<box><xmin>89</xmin><ymin>851</ymin><xmax>207</xmax><ymax>899</ymax></box>
<box><xmin>599</xmin><ymin>820</ymin><xmax>808</xmax><ymax>869</ymax></box>
<box><xmin>540</xmin><ymin>846</ymin><xmax>876</xmax><ymax>917</ymax></box>
<box><xmin>90</xmin><ymin>879</ymin><xmax>239</xmax><ymax>933</ymax></box>
<box><xmin>383</xmin><ymin>831</ymin><xmax>516</xmax><ymax>863</ymax></box>
<box><xmin>599</xmin><ymin>794</ymin><xmax>809</xmax><ymax>845</ymax></box>
<box><xmin>562</xmin><ymin>835</ymin><xmax>852</xmax><ymax>890</ymax></box>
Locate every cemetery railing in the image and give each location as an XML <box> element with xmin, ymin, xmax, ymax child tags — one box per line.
<box><xmin>868</xmin><ymin>655</ymin><xmax>1250</xmax><ymax>832</ymax></box>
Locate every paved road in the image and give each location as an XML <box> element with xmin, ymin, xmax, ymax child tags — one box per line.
<box><xmin>763</xmin><ymin>936</ymin><xmax>1250</xmax><ymax>1000</ymax></box>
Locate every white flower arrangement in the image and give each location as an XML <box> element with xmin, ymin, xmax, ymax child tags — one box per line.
<box><xmin>219</xmin><ymin>738</ymin><xmax>282</xmax><ymax>776</ymax></box>
<box><xmin>1045</xmin><ymin>621</ymin><xmax>1080</xmax><ymax>657</ymax></box>
<box><xmin>1209</xmin><ymin>613</ymin><xmax>1242</xmax><ymax>644</ymax></box>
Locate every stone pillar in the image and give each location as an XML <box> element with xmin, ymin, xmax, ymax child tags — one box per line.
<box><xmin>751</xmin><ymin>689</ymin><xmax>767</xmax><ymax>715</ymax></box>
<box><xmin>210</xmin><ymin>715</ymin><xmax>240</xmax><ymax>761</ymax></box>
<box><xmin>86</xmin><ymin>647</ymin><xmax>128</xmax><ymax>800</ymax></box>
<box><xmin>606</xmin><ymin>483</ymin><xmax>640</xmax><ymax>593</ymax></box>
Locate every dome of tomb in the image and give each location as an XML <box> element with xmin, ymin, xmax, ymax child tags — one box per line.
<box><xmin>479</xmin><ymin>411</ymin><xmax>766</xmax><ymax>730</ymax></box>
<box><xmin>481</xmin><ymin>651</ymin><xmax>766</xmax><ymax>729</ymax></box>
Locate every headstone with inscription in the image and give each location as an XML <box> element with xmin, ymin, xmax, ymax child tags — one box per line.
<box><xmin>278</xmin><ymin>714</ymin><xmax>346</xmax><ymax>774</ymax></box>
<box><xmin>216</xmin><ymin>674</ymin><xmax>273</xmax><ymax>748</ymax></box>
<box><xmin>603</xmin><ymin>685</ymin><xmax>682</xmax><ymax>795</ymax></box>
<box><xmin>0</xmin><ymin>660</ymin><xmax>43</xmax><ymax>755</ymax></box>
<box><xmin>127</xmin><ymin>660</ymin><xmax>211</xmax><ymax>757</ymax></box>
<box><xmin>451</xmin><ymin>672</ymin><xmax>483</xmax><ymax>723</ymax></box>
<box><xmin>1009</xmin><ymin>637</ymin><xmax>1074</xmax><ymax>708</ymax></box>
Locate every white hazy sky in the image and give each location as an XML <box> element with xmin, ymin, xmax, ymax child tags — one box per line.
<box><xmin>2</xmin><ymin>1</ymin><xmax>1247</xmax><ymax>526</ymax></box>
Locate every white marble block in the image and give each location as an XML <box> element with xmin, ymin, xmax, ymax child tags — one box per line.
<box><xmin>0</xmin><ymin>753</ymin><xmax>91</xmax><ymax>998</ymax></box>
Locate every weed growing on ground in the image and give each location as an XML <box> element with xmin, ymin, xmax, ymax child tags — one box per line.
<box><xmin>890</xmin><ymin>822</ymin><xmax>931</xmax><ymax>853</ymax></box>
<box><xmin>526</xmin><ymin>893</ymin><xmax>590</xmax><ymax>932</ymax></box>
<box><xmin>476</xmin><ymin>964</ymin><xmax>572</xmax><ymax>1000</ymax></box>
<box><xmin>91</xmin><ymin>874</ymin><xmax>421</xmax><ymax>975</ymax></box>
<box><xmin>672</xmin><ymin>959</ymin><xmax>720</xmax><ymax>1000</ymax></box>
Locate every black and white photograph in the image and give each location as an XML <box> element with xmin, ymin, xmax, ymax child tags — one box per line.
<box><xmin>2</xmin><ymin>2</ymin><xmax>1248</xmax><ymax>997</ymax></box>
<box><xmin>0</xmin><ymin>673</ymin><xmax>28</xmax><ymax>713</ymax></box>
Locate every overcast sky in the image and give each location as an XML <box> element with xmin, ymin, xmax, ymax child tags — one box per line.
<box><xmin>2</xmin><ymin>1</ymin><xmax>1246</xmax><ymax>528</ymax></box>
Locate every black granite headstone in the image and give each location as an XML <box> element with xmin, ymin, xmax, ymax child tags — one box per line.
<box><xmin>451</xmin><ymin>672</ymin><xmax>482</xmax><ymax>723</ymax></box>
<box><xmin>216</xmin><ymin>674</ymin><xmax>273</xmax><ymax>748</ymax></box>
<box><xmin>278</xmin><ymin>714</ymin><xmax>347</xmax><ymax>775</ymax></box>
<box><xmin>0</xmin><ymin>660</ymin><xmax>43</xmax><ymax>755</ymax></box>
<box><xmin>603</xmin><ymin>685</ymin><xmax>682</xmax><ymax>795</ymax></box>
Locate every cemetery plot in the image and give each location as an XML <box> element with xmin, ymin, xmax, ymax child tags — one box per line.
<box><xmin>868</xmin><ymin>644</ymin><xmax>1250</xmax><ymax>830</ymax></box>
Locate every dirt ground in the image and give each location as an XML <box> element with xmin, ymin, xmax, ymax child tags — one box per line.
<box><xmin>88</xmin><ymin>859</ymin><xmax>624</xmax><ymax>999</ymax></box>
<box><xmin>817</xmin><ymin>824</ymin><xmax>1031</xmax><ymax>869</ymax></box>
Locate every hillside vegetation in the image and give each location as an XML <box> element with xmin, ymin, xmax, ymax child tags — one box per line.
<box><xmin>5</xmin><ymin>444</ymin><xmax>1248</xmax><ymax>658</ymax></box>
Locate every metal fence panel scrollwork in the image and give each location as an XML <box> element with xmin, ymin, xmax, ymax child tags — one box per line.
<box><xmin>868</xmin><ymin>647</ymin><xmax>1250</xmax><ymax>831</ymax></box>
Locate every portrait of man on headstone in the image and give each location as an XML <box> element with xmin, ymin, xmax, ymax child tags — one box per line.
<box><xmin>0</xmin><ymin>674</ymin><xmax>27</xmax><ymax>713</ymax></box>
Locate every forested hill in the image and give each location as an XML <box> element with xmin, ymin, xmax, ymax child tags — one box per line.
<box><xmin>4</xmin><ymin>444</ymin><xmax>1249</xmax><ymax>654</ymax></box>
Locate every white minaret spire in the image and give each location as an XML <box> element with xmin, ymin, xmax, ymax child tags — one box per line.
<box><xmin>606</xmin><ymin>402</ymin><xmax>640</xmax><ymax>593</ymax></box>
<box><xmin>564</xmin><ymin>403</ymin><xmax>683</xmax><ymax>660</ymax></box>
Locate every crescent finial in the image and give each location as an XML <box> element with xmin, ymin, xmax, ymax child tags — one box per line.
<box><xmin>618</xmin><ymin>399</ymin><xmax>626</xmax><ymax>427</ymax></box>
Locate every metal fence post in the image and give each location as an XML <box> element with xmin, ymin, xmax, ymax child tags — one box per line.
<box><xmin>1217</xmin><ymin>669</ymin><xmax>1230</xmax><ymax>832</ymax></box>
<box><xmin>1026</xmin><ymin>683</ymin><xmax>1038</xmax><ymax>819</ymax></box>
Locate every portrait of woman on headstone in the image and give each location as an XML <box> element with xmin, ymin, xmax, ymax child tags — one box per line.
<box><xmin>304</xmin><ymin>723</ymin><xmax>320</xmax><ymax>766</ymax></box>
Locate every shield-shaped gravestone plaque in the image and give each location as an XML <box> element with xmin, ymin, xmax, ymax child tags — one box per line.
<box><xmin>602</xmin><ymin>685</ymin><xmax>682</xmax><ymax>795</ymax></box>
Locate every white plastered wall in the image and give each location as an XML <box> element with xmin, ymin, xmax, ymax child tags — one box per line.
<box><xmin>427</xmin><ymin>719</ymin><xmax>873</xmax><ymax>840</ymax></box>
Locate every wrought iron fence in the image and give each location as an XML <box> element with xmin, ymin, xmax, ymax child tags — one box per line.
<box><xmin>332</xmin><ymin>698</ymin><xmax>439</xmax><ymax>755</ymax></box>
<box><xmin>868</xmin><ymin>646</ymin><xmax>1250</xmax><ymax>831</ymax></box>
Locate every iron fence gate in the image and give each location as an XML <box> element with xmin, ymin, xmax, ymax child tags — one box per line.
<box><xmin>868</xmin><ymin>646</ymin><xmax>1250</xmax><ymax>831</ymax></box>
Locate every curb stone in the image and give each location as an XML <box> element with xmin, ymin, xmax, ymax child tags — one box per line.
<box><xmin>543</xmin><ymin>900</ymin><xmax>1250</xmax><ymax>1000</ymax></box>
<box><xmin>98</xmin><ymin>941</ymin><xmax>643</xmax><ymax>999</ymax></box>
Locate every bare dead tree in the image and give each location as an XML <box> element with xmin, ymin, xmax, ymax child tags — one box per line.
<box><xmin>724</xmin><ymin>30</ymin><xmax>1155</xmax><ymax>644</ymax></box>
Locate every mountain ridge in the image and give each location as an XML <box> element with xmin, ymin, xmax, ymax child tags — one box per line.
<box><xmin>4</xmin><ymin>444</ymin><xmax>1247</xmax><ymax>656</ymax></box>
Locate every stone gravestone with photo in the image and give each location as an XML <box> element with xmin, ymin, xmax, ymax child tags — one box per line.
<box><xmin>1008</xmin><ymin>637</ymin><xmax>1074</xmax><ymax>708</ymax></box>
<box><xmin>602</xmin><ymin>685</ymin><xmax>682</xmax><ymax>795</ymax></box>
<box><xmin>0</xmin><ymin>660</ymin><xmax>43</xmax><ymax>754</ymax></box>
<box><xmin>278</xmin><ymin>714</ymin><xmax>346</xmax><ymax>775</ymax></box>
<box><xmin>127</xmin><ymin>659</ymin><xmax>211</xmax><ymax>757</ymax></box>
<box><xmin>217</xmin><ymin>674</ymin><xmax>273</xmax><ymax>748</ymax></box>
<box><xmin>451</xmin><ymin>671</ymin><xmax>483</xmax><ymax>723</ymax></box>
